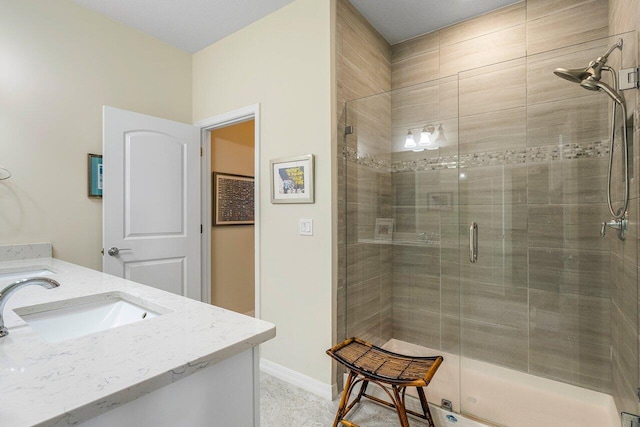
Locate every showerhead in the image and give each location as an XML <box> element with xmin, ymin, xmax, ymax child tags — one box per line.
<box><xmin>553</xmin><ymin>67</ymin><xmax>592</xmax><ymax>83</ymax></box>
<box><xmin>554</xmin><ymin>38</ymin><xmax>623</xmax><ymax>85</ymax></box>
<box><xmin>580</xmin><ymin>78</ymin><xmax>625</xmax><ymax>104</ymax></box>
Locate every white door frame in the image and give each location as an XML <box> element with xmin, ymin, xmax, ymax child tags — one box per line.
<box><xmin>195</xmin><ymin>104</ymin><xmax>261</xmax><ymax>318</ymax></box>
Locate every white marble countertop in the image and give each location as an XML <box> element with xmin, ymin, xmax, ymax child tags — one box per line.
<box><xmin>0</xmin><ymin>257</ymin><xmax>275</xmax><ymax>427</ymax></box>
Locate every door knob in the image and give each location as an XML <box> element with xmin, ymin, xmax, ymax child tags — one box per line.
<box><xmin>107</xmin><ymin>247</ymin><xmax>131</xmax><ymax>256</ymax></box>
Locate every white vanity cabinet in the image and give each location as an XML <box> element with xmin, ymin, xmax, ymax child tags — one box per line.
<box><xmin>82</xmin><ymin>348</ymin><xmax>259</xmax><ymax>427</ymax></box>
<box><xmin>0</xmin><ymin>255</ymin><xmax>274</xmax><ymax>427</ymax></box>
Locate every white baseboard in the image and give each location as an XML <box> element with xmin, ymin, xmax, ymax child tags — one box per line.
<box><xmin>260</xmin><ymin>358</ymin><xmax>336</xmax><ymax>401</ymax></box>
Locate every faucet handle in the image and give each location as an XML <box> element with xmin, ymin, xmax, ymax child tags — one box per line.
<box><xmin>107</xmin><ymin>247</ymin><xmax>131</xmax><ymax>256</ymax></box>
<box><xmin>602</xmin><ymin>218</ymin><xmax>628</xmax><ymax>240</ymax></box>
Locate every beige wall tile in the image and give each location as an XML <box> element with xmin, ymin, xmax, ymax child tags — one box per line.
<box><xmin>392</xmin><ymin>305</ymin><xmax>441</xmax><ymax>349</ymax></box>
<box><xmin>526</xmin><ymin>0</ymin><xmax>608</xmax><ymax>55</ymax></box>
<box><xmin>527</xmin><ymin>159</ymin><xmax>608</xmax><ymax>205</ymax></box>
<box><xmin>527</xmin><ymin>204</ymin><xmax>610</xmax><ymax>251</ymax></box>
<box><xmin>391</xmin><ymin>83</ymin><xmax>440</xmax><ymax>130</ymax></box>
<box><xmin>337</xmin><ymin>0</ymin><xmax>391</xmax><ymax>106</ymax></box>
<box><xmin>393</xmin><ymin>273</ymin><xmax>441</xmax><ymax>313</ymax></box>
<box><xmin>341</xmin><ymin>22</ymin><xmax>391</xmax><ymax>95</ymax></box>
<box><xmin>439</xmin><ymin>25</ymin><xmax>526</xmax><ymax>77</ymax></box>
<box><xmin>459</xmin><ymin>107</ymin><xmax>526</xmax><ymax>154</ymax></box>
<box><xmin>611</xmin><ymin>257</ymin><xmax>639</xmax><ymax>334</ymax></box>
<box><xmin>440</xmin><ymin>2</ymin><xmax>525</xmax><ymax>46</ymax></box>
<box><xmin>527</xmin><ymin>0</ymin><xmax>596</xmax><ymax>21</ymax></box>
<box><xmin>612</xmin><ymin>305</ymin><xmax>640</xmax><ymax>413</ymax></box>
<box><xmin>391</xmin><ymin>50</ymin><xmax>439</xmax><ymax>89</ymax></box>
<box><xmin>441</xmin><ymin>314</ymin><xmax>460</xmax><ymax>354</ymax></box>
<box><xmin>609</xmin><ymin>0</ymin><xmax>640</xmax><ymax>35</ymax></box>
<box><xmin>529</xmin><ymin>290</ymin><xmax>611</xmax><ymax>392</ymax></box>
<box><xmin>459</xmin><ymin>58</ymin><xmax>526</xmax><ymax>116</ymax></box>
<box><xmin>337</xmin><ymin>0</ymin><xmax>390</xmax><ymax>63</ymax></box>
<box><xmin>392</xmin><ymin>31</ymin><xmax>439</xmax><ymax>63</ymax></box>
<box><xmin>459</xmin><ymin>164</ymin><xmax>528</xmax><ymax>205</ymax></box>
<box><xmin>438</xmin><ymin>76</ymin><xmax>459</xmax><ymax>120</ymax></box>
<box><xmin>460</xmin><ymin>281</ymin><xmax>529</xmax><ymax>371</ymax></box>
<box><xmin>529</xmin><ymin>247</ymin><xmax>610</xmax><ymax>297</ymax></box>
<box><xmin>526</xmin><ymin>97</ymin><xmax>609</xmax><ymax>147</ymax></box>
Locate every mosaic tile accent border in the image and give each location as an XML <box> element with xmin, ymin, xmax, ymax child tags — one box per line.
<box><xmin>345</xmin><ymin>146</ymin><xmax>392</xmax><ymax>171</ymax></box>
<box><xmin>347</xmin><ymin>141</ymin><xmax>611</xmax><ymax>172</ymax></box>
<box><xmin>526</xmin><ymin>140</ymin><xmax>610</xmax><ymax>162</ymax></box>
<box><xmin>391</xmin><ymin>154</ymin><xmax>458</xmax><ymax>172</ymax></box>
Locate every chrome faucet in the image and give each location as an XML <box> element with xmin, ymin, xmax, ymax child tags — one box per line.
<box><xmin>601</xmin><ymin>213</ymin><xmax>628</xmax><ymax>240</ymax></box>
<box><xmin>0</xmin><ymin>277</ymin><xmax>60</xmax><ymax>337</ymax></box>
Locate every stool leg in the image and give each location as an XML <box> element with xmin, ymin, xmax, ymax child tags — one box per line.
<box><xmin>333</xmin><ymin>371</ymin><xmax>356</xmax><ymax>427</ymax></box>
<box><xmin>354</xmin><ymin>379</ymin><xmax>369</xmax><ymax>404</ymax></box>
<box><xmin>417</xmin><ymin>387</ymin><xmax>434</xmax><ymax>427</ymax></box>
<box><xmin>391</xmin><ymin>385</ymin><xmax>411</xmax><ymax>427</ymax></box>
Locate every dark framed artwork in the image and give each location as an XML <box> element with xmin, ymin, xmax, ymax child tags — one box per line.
<box><xmin>213</xmin><ymin>172</ymin><xmax>255</xmax><ymax>226</ymax></box>
<box><xmin>88</xmin><ymin>154</ymin><xmax>103</xmax><ymax>198</ymax></box>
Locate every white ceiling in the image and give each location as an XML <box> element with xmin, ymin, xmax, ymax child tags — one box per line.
<box><xmin>72</xmin><ymin>0</ymin><xmax>296</xmax><ymax>53</ymax></box>
<box><xmin>350</xmin><ymin>0</ymin><xmax>523</xmax><ymax>45</ymax></box>
<box><xmin>72</xmin><ymin>0</ymin><xmax>523</xmax><ymax>53</ymax></box>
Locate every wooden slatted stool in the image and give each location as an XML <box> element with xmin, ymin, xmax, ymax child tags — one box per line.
<box><xmin>327</xmin><ymin>337</ymin><xmax>443</xmax><ymax>427</ymax></box>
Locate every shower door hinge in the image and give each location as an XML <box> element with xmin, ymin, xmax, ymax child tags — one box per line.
<box><xmin>344</xmin><ymin>125</ymin><xmax>353</xmax><ymax>136</ymax></box>
<box><xmin>200</xmin><ymin>147</ymin><xmax>203</xmax><ymax>157</ymax></box>
<box><xmin>622</xmin><ymin>412</ymin><xmax>640</xmax><ymax>427</ymax></box>
<box><xmin>619</xmin><ymin>67</ymin><xmax>639</xmax><ymax>91</ymax></box>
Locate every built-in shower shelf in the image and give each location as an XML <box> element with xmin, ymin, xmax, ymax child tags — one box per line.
<box><xmin>357</xmin><ymin>239</ymin><xmax>439</xmax><ymax>248</ymax></box>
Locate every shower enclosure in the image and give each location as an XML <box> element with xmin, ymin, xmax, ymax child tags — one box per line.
<box><xmin>341</xmin><ymin>32</ymin><xmax>639</xmax><ymax>426</ymax></box>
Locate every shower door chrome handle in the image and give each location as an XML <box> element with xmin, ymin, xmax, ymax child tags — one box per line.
<box><xmin>469</xmin><ymin>223</ymin><xmax>478</xmax><ymax>263</ymax></box>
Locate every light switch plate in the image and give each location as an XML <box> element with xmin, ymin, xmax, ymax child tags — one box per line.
<box><xmin>299</xmin><ymin>219</ymin><xmax>313</xmax><ymax>236</ymax></box>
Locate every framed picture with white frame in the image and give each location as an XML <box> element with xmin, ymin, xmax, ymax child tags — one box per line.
<box><xmin>270</xmin><ymin>154</ymin><xmax>315</xmax><ymax>204</ymax></box>
<box><xmin>374</xmin><ymin>218</ymin><xmax>394</xmax><ymax>241</ymax></box>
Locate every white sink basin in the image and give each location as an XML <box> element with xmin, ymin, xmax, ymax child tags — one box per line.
<box><xmin>15</xmin><ymin>293</ymin><xmax>164</xmax><ymax>343</ymax></box>
<box><xmin>0</xmin><ymin>266</ymin><xmax>56</xmax><ymax>281</ymax></box>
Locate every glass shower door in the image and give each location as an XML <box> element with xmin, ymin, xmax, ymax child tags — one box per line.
<box><xmin>458</xmin><ymin>33</ymin><xmax>639</xmax><ymax>426</ymax></box>
<box><xmin>456</xmin><ymin>57</ymin><xmax>531</xmax><ymax>426</ymax></box>
<box><xmin>343</xmin><ymin>75</ymin><xmax>463</xmax><ymax>417</ymax></box>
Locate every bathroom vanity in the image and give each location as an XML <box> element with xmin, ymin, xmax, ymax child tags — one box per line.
<box><xmin>0</xmin><ymin>246</ymin><xmax>275</xmax><ymax>426</ymax></box>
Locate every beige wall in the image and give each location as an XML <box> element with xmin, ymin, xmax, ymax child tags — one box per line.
<box><xmin>210</xmin><ymin>121</ymin><xmax>255</xmax><ymax>314</ymax></box>
<box><xmin>0</xmin><ymin>0</ymin><xmax>192</xmax><ymax>270</ymax></box>
<box><xmin>193</xmin><ymin>0</ymin><xmax>336</xmax><ymax>387</ymax></box>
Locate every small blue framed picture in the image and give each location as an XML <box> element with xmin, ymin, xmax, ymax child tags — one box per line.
<box><xmin>88</xmin><ymin>153</ymin><xmax>103</xmax><ymax>198</ymax></box>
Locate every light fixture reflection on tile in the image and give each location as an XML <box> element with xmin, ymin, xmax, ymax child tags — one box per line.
<box><xmin>418</xmin><ymin>126</ymin><xmax>434</xmax><ymax>147</ymax></box>
<box><xmin>404</xmin><ymin>130</ymin><xmax>416</xmax><ymax>149</ymax></box>
<box><xmin>405</xmin><ymin>124</ymin><xmax>443</xmax><ymax>151</ymax></box>
<box><xmin>431</xmin><ymin>124</ymin><xmax>446</xmax><ymax>149</ymax></box>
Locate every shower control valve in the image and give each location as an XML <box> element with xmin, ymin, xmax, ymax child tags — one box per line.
<box><xmin>601</xmin><ymin>217</ymin><xmax>627</xmax><ymax>240</ymax></box>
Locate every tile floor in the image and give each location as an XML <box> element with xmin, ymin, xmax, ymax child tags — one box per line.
<box><xmin>260</xmin><ymin>372</ymin><xmax>428</xmax><ymax>426</ymax></box>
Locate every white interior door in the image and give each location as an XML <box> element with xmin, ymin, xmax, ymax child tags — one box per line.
<box><xmin>103</xmin><ymin>106</ymin><xmax>201</xmax><ymax>300</ymax></box>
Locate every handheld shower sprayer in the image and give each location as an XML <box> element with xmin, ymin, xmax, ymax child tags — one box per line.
<box><xmin>554</xmin><ymin>38</ymin><xmax>631</xmax><ymax>239</ymax></box>
<box><xmin>579</xmin><ymin>78</ymin><xmax>625</xmax><ymax>104</ymax></box>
